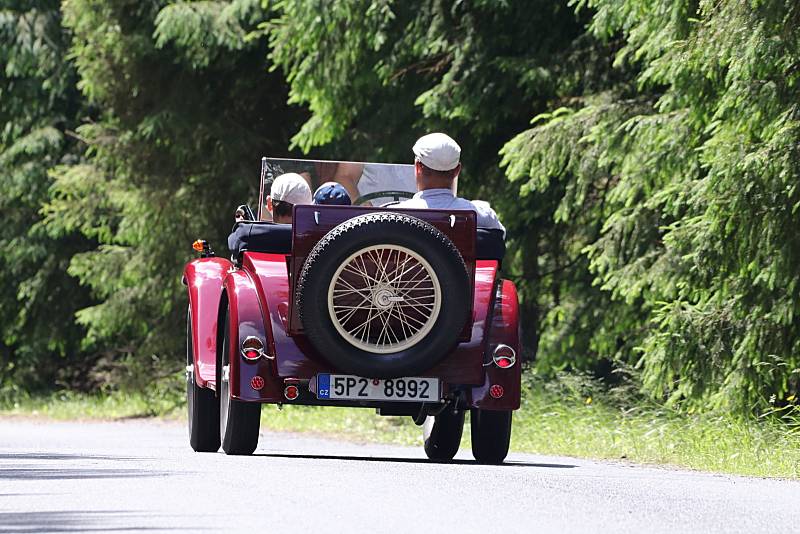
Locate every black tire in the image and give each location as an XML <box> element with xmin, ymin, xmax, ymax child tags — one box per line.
<box><xmin>423</xmin><ymin>409</ymin><xmax>465</xmax><ymax>461</ymax></box>
<box><xmin>470</xmin><ymin>409</ymin><xmax>512</xmax><ymax>464</ymax></box>
<box><xmin>297</xmin><ymin>212</ymin><xmax>470</xmax><ymax>378</ymax></box>
<box><xmin>187</xmin><ymin>309</ymin><xmax>220</xmax><ymax>452</ymax></box>
<box><xmin>219</xmin><ymin>308</ymin><xmax>261</xmax><ymax>455</ymax></box>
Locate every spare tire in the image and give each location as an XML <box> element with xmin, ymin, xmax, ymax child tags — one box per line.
<box><xmin>297</xmin><ymin>212</ymin><xmax>470</xmax><ymax>378</ymax></box>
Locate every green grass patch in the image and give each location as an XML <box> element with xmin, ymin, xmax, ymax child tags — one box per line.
<box><xmin>513</xmin><ymin>373</ymin><xmax>800</xmax><ymax>478</ymax></box>
<box><xmin>1</xmin><ymin>372</ymin><xmax>798</xmax><ymax>478</ymax></box>
<box><xmin>0</xmin><ymin>388</ymin><xmax>184</xmax><ymax>421</ymax></box>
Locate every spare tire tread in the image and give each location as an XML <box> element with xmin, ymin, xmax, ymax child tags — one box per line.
<box><xmin>296</xmin><ymin>212</ymin><xmax>469</xmax><ymax>378</ymax></box>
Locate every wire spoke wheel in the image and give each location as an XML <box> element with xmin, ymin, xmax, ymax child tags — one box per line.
<box><xmin>327</xmin><ymin>244</ymin><xmax>442</xmax><ymax>353</ymax></box>
<box><xmin>298</xmin><ymin>212</ymin><xmax>469</xmax><ymax>378</ymax></box>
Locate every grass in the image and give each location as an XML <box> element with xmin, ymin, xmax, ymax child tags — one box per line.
<box><xmin>512</xmin><ymin>373</ymin><xmax>800</xmax><ymax>478</ymax></box>
<box><xmin>0</xmin><ymin>388</ymin><xmax>185</xmax><ymax>421</ymax></box>
<box><xmin>1</xmin><ymin>373</ymin><xmax>798</xmax><ymax>478</ymax></box>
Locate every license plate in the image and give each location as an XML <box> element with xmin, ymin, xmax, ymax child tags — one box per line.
<box><xmin>316</xmin><ymin>374</ymin><xmax>440</xmax><ymax>402</ymax></box>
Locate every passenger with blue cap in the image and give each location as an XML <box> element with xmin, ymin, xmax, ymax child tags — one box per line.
<box><xmin>313</xmin><ymin>181</ymin><xmax>352</xmax><ymax>206</ymax></box>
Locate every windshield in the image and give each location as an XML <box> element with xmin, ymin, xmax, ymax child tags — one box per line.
<box><xmin>258</xmin><ymin>158</ymin><xmax>417</xmax><ymax>220</ymax></box>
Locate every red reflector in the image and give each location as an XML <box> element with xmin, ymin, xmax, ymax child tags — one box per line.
<box><xmin>284</xmin><ymin>385</ymin><xmax>299</xmax><ymax>400</ymax></box>
<box><xmin>250</xmin><ymin>376</ymin><xmax>265</xmax><ymax>390</ymax></box>
<box><xmin>496</xmin><ymin>357</ymin><xmax>512</xmax><ymax>368</ymax></box>
<box><xmin>489</xmin><ymin>384</ymin><xmax>504</xmax><ymax>399</ymax></box>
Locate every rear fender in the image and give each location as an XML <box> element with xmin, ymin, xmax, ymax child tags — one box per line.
<box><xmin>222</xmin><ymin>269</ymin><xmax>283</xmax><ymax>402</ymax></box>
<box><xmin>183</xmin><ymin>258</ymin><xmax>232</xmax><ymax>389</ymax></box>
<box><xmin>470</xmin><ymin>279</ymin><xmax>521</xmax><ymax>410</ymax></box>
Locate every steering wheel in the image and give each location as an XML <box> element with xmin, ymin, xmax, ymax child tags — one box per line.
<box><xmin>353</xmin><ymin>190</ymin><xmax>415</xmax><ymax>206</ymax></box>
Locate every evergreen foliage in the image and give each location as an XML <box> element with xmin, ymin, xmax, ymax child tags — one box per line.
<box><xmin>267</xmin><ymin>0</ymin><xmax>588</xmax><ymax>357</ymax></box>
<box><xmin>0</xmin><ymin>0</ymin><xmax>93</xmax><ymax>389</ymax></box>
<box><xmin>502</xmin><ymin>0</ymin><xmax>800</xmax><ymax>409</ymax></box>
<box><xmin>45</xmin><ymin>0</ymin><xmax>301</xmax><ymax>364</ymax></box>
<box><xmin>0</xmin><ymin>0</ymin><xmax>797</xmax><ymax>413</ymax></box>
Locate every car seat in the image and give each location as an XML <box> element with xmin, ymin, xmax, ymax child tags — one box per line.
<box><xmin>476</xmin><ymin>228</ymin><xmax>506</xmax><ymax>262</ymax></box>
<box><xmin>228</xmin><ymin>222</ymin><xmax>293</xmax><ymax>256</ymax></box>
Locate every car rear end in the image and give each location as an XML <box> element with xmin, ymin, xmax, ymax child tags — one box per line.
<box><xmin>231</xmin><ymin>204</ymin><xmax>519</xmax><ymax>462</ymax></box>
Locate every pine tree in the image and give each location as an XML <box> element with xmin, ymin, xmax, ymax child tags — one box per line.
<box><xmin>0</xmin><ymin>0</ymin><xmax>93</xmax><ymax>390</ymax></box>
<box><xmin>502</xmin><ymin>0</ymin><xmax>800</xmax><ymax>410</ymax></box>
<box><xmin>46</xmin><ymin>0</ymin><xmax>301</xmax><ymax>368</ymax></box>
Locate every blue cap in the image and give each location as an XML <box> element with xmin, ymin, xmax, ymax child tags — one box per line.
<box><xmin>313</xmin><ymin>182</ymin><xmax>352</xmax><ymax>206</ymax></box>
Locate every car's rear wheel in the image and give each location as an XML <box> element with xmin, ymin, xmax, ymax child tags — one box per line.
<box><xmin>187</xmin><ymin>309</ymin><xmax>220</xmax><ymax>452</ymax></box>
<box><xmin>219</xmin><ymin>308</ymin><xmax>261</xmax><ymax>455</ymax></box>
<box><xmin>423</xmin><ymin>409</ymin><xmax>465</xmax><ymax>461</ymax></box>
<box><xmin>297</xmin><ymin>212</ymin><xmax>470</xmax><ymax>378</ymax></box>
<box><xmin>470</xmin><ymin>409</ymin><xmax>512</xmax><ymax>464</ymax></box>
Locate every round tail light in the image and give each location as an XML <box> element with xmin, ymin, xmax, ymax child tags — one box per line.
<box><xmin>241</xmin><ymin>336</ymin><xmax>265</xmax><ymax>360</ymax></box>
<box><xmin>250</xmin><ymin>376</ymin><xmax>265</xmax><ymax>390</ymax></box>
<box><xmin>489</xmin><ymin>384</ymin><xmax>504</xmax><ymax>399</ymax></box>
<box><xmin>284</xmin><ymin>385</ymin><xmax>299</xmax><ymax>400</ymax></box>
<box><xmin>492</xmin><ymin>344</ymin><xmax>516</xmax><ymax>369</ymax></box>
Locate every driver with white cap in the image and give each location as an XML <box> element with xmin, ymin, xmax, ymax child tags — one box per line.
<box><xmin>395</xmin><ymin>133</ymin><xmax>505</xmax><ymax>235</ymax></box>
<box><xmin>266</xmin><ymin>172</ymin><xmax>313</xmax><ymax>224</ymax></box>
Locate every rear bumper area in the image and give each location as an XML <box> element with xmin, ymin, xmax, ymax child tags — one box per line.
<box><xmin>233</xmin><ymin>369</ymin><xmax>520</xmax><ymax>411</ymax></box>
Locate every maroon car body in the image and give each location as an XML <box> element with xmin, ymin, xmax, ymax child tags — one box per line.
<box><xmin>183</xmin><ymin>158</ymin><xmax>521</xmax><ymax>463</ymax></box>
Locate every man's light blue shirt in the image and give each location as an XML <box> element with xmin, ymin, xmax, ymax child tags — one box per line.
<box><xmin>395</xmin><ymin>188</ymin><xmax>506</xmax><ymax>235</ymax></box>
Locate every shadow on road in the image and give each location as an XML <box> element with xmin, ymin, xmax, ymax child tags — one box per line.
<box><xmin>0</xmin><ymin>453</ymin><xmax>144</xmax><ymax>462</ymax></box>
<box><xmin>255</xmin><ymin>452</ymin><xmax>577</xmax><ymax>469</ymax></box>
<box><xmin>0</xmin><ymin>453</ymin><xmax>168</xmax><ymax>481</ymax></box>
<box><xmin>0</xmin><ymin>468</ymin><xmax>170</xmax><ymax>481</ymax></box>
<box><xmin>0</xmin><ymin>511</ymin><xmax>200</xmax><ymax>533</ymax></box>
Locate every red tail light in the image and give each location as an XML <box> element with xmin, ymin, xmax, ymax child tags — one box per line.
<box><xmin>492</xmin><ymin>344</ymin><xmax>516</xmax><ymax>369</ymax></box>
<box><xmin>284</xmin><ymin>385</ymin><xmax>299</xmax><ymax>400</ymax></box>
<box><xmin>489</xmin><ymin>384</ymin><xmax>504</xmax><ymax>399</ymax></box>
<box><xmin>250</xmin><ymin>376</ymin><xmax>265</xmax><ymax>390</ymax></box>
<box><xmin>241</xmin><ymin>336</ymin><xmax>265</xmax><ymax>360</ymax></box>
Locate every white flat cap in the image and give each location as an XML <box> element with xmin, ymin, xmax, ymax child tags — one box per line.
<box><xmin>270</xmin><ymin>173</ymin><xmax>312</xmax><ymax>205</ymax></box>
<box><xmin>413</xmin><ymin>132</ymin><xmax>461</xmax><ymax>171</ymax></box>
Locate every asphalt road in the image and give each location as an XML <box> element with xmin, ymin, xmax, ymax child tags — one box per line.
<box><xmin>0</xmin><ymin>418</ymin><xmax>798</xmax><ymax>533</ymax></box>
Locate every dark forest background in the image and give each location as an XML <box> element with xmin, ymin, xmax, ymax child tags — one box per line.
<box><xmin>2</xmin><ymin>0</ymin><xmax>798</xmax><ymax>414</ymax></box>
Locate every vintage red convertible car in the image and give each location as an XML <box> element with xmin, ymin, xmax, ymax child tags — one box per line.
<box><xmin>182</xmin><ymin>158</ymin><xmax>521</xmax><ymax>463</ymax></box>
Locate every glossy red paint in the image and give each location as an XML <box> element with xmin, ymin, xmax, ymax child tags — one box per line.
<box><xmin>184</xmin><ymin>210</ymin><xmax>519</xmax><ymax>410</ymax></box>
<box><xmin>425</xmin><ymin>260</ymin><xmax>497</xmax><ymax>383</ymax></box>
<box><xmin>223</xmin><ymin>269</ymin><xmax>283</xmax><ymax>402</ymax></box>
<box><xmin>241</xmin><ymin>252</ymin><xmax>323</xmax><ymax>379</ymax></box>
<box><xmin>183</xmin><ymin>257</ymin><xmax>232</xmax><ymax>388</ymax></box>
<box><xmin>470</xmin><ymin>279</ymin><xmax>522</xmax><ymax>410</ymax></box>
<box><xmin>241</xmin><ymin>252</ymin><xmax>498</xmax><ymax>385</ymax></box>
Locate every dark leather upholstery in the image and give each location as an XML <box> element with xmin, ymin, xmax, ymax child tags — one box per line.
<box><xmin>476</xmin><ymin>228</ymin><xmax>506</xmax><ymax>261</ymax></box>
<box><xmin>228</xmin><ymin>222</ymin><xmax>292</xmax><ymax>256</ymax></box>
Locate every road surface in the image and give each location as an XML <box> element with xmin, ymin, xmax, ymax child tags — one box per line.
<box><xmin>0</xmin><ymin>418</ymin><xmax>797</xmax><ymax>533</ymax></box>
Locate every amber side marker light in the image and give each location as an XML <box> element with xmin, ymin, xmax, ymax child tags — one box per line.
<box><xmin>492</xmin><ymin>344</ymin><xmax>517</xmax><ymax>369</ymax></box>
<box><xmin>192</xmin><ymin>239</ymin><xmax>215</xmax><ymax>258</ymax></box>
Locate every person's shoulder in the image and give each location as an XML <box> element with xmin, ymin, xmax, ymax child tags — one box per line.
<box><xmin>466</xmin><ymin>198</ymin><xmax>505</xmax><ymax>234</ymax></box>
<box><xmin>468</xmin><ymin>199</ymin><xmax>501</xmax><ymax>217</ymax></box>
<box><xmin>469</xmin><ymin>199</ymin><xmax>493</xmax><ymax>211</ymax></box>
